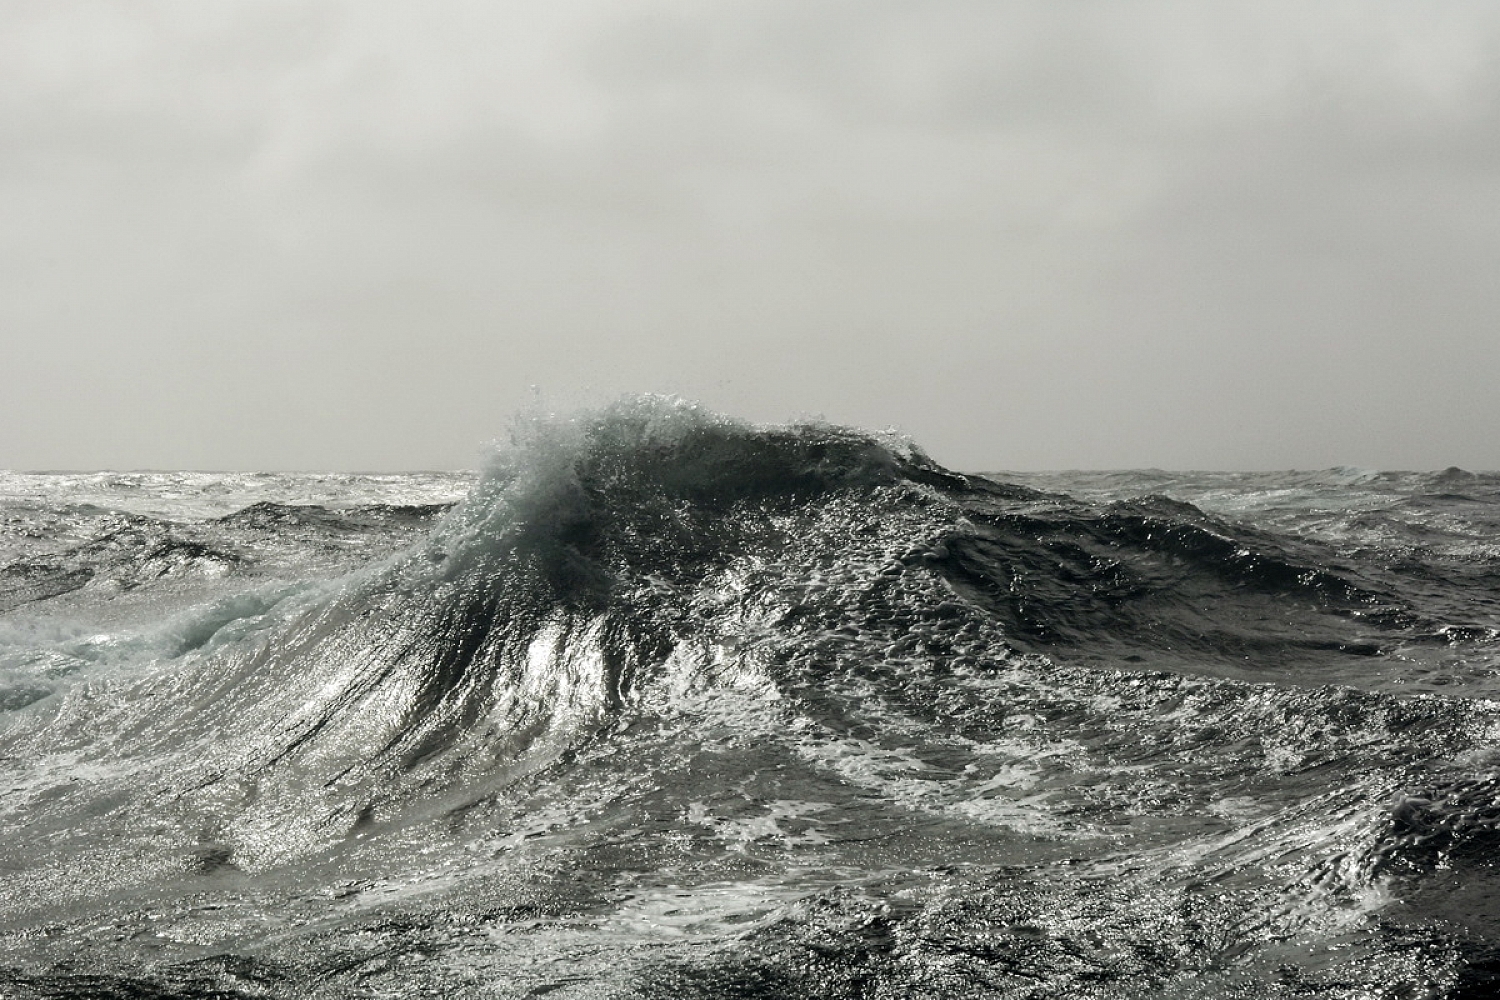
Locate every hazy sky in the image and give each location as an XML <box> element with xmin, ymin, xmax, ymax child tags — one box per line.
<box><xmin>5</xmin><ymin>1</ymin><xmax>1499</xmax><ymax>471</ymax></box>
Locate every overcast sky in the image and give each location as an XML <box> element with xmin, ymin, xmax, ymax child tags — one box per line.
<box><xmin>5</xmin><ymin>1</ymin><xmax>1499</xmax><ymax>471</ymax></box>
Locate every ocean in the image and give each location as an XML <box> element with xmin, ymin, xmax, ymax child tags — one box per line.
<box><xmin>2</xmin><ymin>397</ymin><xmax>1499</xmax><ymax>998</ymax></box>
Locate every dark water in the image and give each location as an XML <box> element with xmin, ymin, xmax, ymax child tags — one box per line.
<box><xmin>3</xmin><ymin>398</ymin><xmax>1500</xmax><ymax>998</ymax></box>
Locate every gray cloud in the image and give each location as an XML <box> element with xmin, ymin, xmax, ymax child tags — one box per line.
<box><xmin>4</xmin><ymin>1</ymin><xmax>1500</xmax><ymax>470</ymax></box>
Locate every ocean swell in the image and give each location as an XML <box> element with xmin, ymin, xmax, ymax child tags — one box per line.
<box><xmin>2</xmin><ymin>399</ymin><xmax>1499</xmax><ymax>997</ymax></box>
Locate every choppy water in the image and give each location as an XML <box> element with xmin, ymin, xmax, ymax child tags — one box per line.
<box><xmin>3</xmin><ymin>398</ymin><xmax>1500</xmax><ymax>998</ymax></box>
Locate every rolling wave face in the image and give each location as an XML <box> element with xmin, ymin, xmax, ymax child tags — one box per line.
<box><xmin>2</xmin><ymin>399</ymin><xmax>1499</xmax><ymax>997</ymax></box>
<box><xmin>2</xmin><ymin>400</ymin><xmax>957</xmax><ymax>865</ymax></box>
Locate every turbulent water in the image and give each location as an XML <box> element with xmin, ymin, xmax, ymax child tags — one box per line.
<box><xmin>4</xmin><ymin>399</ymin><xmax>1500</xmax><ymax>999</ymax></box>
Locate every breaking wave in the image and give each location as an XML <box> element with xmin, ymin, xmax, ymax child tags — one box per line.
<box><xmin>2</xmin><ymin>397</ymin><xmax>1499</xmax><ymax>997</ymax></box>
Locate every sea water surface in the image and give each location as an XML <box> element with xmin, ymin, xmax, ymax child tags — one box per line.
<box><xmin>2</xmin><ymin>398</ymin><xmax>1500</xmax><ymax>998</ymax></box>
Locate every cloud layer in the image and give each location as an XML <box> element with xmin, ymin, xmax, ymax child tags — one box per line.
<box><xmin>5</xmin><ymin>1</ymin><xmax>1499</xmax><ymax>469</ymax></box>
